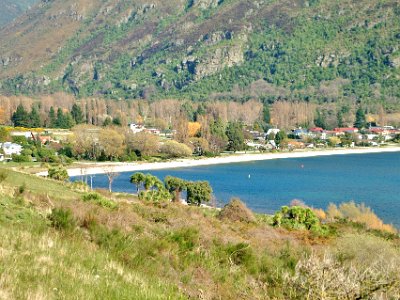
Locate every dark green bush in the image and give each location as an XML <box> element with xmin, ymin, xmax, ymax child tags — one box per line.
<box><xmin>48</xmin><ymin>207</ymin><xmax>76</xmax><ymax>231</ymax></box>
<box><xmin>169</xmin><ymin>227</ymin><xmax>199</xmax><ymax>252</ymax></box>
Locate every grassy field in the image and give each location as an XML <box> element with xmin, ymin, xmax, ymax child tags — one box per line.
<box><xmin>0</xmin><ymin>167</ymin><xmax>400</xmax><ymax>299</ymax></box>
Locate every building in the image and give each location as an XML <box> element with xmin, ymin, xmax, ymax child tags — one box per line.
<box><xmin>145</xmin><ymin>128</ymin><xmax>161</xmax><ymax>135</ymax></box>
<box><xmin>333</xmin><ymin>127</ymin><xmax>359</xmax><ymax>134</ymax></box>
<box><xmin>129</xmin><ymin>124</ymin><xmax>161</xmax><ymax>135</ymax></box>
<box><xmin>129</xmin><ymin>123</ymin><xmax>145</xmax><ymax>134</ymax></box>
<box><xmin>292</xmin><ymin>128</ymin><xmax>309</xmax><ymax>138</ymax></box>
<box><xmin>1</xmin><ymin>142</ymin><xmax>23</xmax><ymax>156</ymax></box>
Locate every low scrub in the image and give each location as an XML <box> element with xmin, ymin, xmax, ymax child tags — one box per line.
<box><xmin>48</xmin><ymin>207</ymin><xmax>76</xmax><ymax>231</ymax></box>
<box><xmin>327</xmin><ymin>202</ymin><xmax>397</xmax><ymax>233</ymax></box>
<box><xmin>69</xmin><ymin>181</ymin><xmax>90</xmax><ymax>192</ymax></box>
<box><xmin>284</xmin><ymin>251</ymin><xmax>400</xmax><ymax>299</ymax></box>
<box><xmin>82</xmin><ymin>192</ymin><xmax>117</xmax><ymax>209</ymax></box>
<box><xmin>48</xmin><ymin>165</ymin><xmax>69</xmax><ymax>181</ymax></box>
<box><xmin>218</xmin><ymin>198</ymin><xmax>256</xmax><ymax>223</ymax></box>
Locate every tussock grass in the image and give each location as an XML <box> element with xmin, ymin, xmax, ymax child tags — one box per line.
<box><xmin>1</xmin><ymin>169</ymin><xmax>400</xmax><ymax>299</ymax></box>
<box><xmin>0</xmin><ymin>196</ymin><xmax>184</xmax><ymax>300</ymax></box>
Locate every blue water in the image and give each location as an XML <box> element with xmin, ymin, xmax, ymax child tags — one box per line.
<box><xmin>73</xmin><ymin>152</ymin><xmax>400</xmax><ymax>227</ymax></box>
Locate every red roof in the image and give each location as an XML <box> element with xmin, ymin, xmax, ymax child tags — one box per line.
<box><xmin>309</xmin><ymin>127</ymin><xmax>324</xmax><ymax>132</ymax></box>
<box><xmin>333</xmin><ymin>127</ymin><xmax>358</xmax><ymax>132</ymax></box>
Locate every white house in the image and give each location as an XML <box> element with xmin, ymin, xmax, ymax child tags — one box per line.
<box><xmin>129</xmin><ymin>123</ymin><xmax>145</xmax><ymax>134</ymax></box>
<box><xmin>1</xmin><ymin>142</ymin><xmax>23</xmax><ymax>156</ymax></box>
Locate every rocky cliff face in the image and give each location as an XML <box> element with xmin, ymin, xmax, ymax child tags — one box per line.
<box><xmin>0</xmin><ymin>0</ymin><xmax>399</xmax><ymax>109</ymax></box>
<box><xmin>0</xmin><ymin>0</ymin><xmax>38</xmax><ymax>27</ymax></box>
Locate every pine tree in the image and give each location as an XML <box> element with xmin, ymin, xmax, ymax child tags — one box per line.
<box><xmin>63</xmin><ymin>112</ymin><xmax>76</xmax><ymax>129</ymax></box>
<box><xmin>56</xmin><ymin>108</ymin><xmax>64</xmax><ymax>128</ymax></box>
<box><xmin>55</xmin><ymin>108</ymin><xmax>74</xmax><ymax>129</ymax></box>
<box><xmin>112</xmin><ymin>116</ymin><xmax>122</xmax><ymax>126</ymax></box>
<box><xmin>263</xmin><ymin>104</ymin><xmax>271</xmax><ymax>125</ymax></box>
<box><xmin>48</xmin><ymin>107</ymin><xmax>56</xmax><ymax>128</ymax></box>
<box><xmin>314</xmin><ymin>109</ymin><xmax>326</xmax><ymax>129</ymax></box>
<box><xmin>274</xmin><ymin>130</ymin><xmax>287</xmax><ymax>146</ymax></box>
<box><xmin>103</xmin><ymin>117</ymin><xmax>112</xmax><ymax>127</ymax></box>
<box><xmin>337</xmin><ymin>111</ymin><xmax>344</xmax><ymax>128</ymax></box>
<box><xmin>11</xmin><ymin>104</ymin><xmax>30</xmax><ymax>127</ymax></box>
<box><xmin>354</xmin><ymin>107</ymin><xmax>366</xmax><ymax>129</ymax></box>
<box><xmin>226</xmin><ymin>121</ymin><xmax>245</xmax><ymax>152</ymax></box>
<box><xmin>71</xmin><ymin>104</ymin><xmax>84</xmax><ymax>124</ymax></box>
<box><xmin>30</xmin><ymin>106</ymin><xmax>42</xmax><ymax>128</ymax></box>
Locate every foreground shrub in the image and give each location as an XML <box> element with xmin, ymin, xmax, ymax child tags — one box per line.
<box><xmin>169</xmin><ymin>227</ymin><xmax>200</xmax><ymax>252</ymax></box>
<box><xmin>273</xmin><ymin>206</ymin><xmax>322</xmax><ymax>232</ymax></box>
<box><xmin>48</xmin><ymin>165</ymin><xmax>69</xmax><ymax>181</ymax></box>
<box><xmin>218</xmin><ymin>198</ymin><xmax>256</xmax><ymax>223</ymax></box>
<box><xmin>82</xmin><ymin>192</ymin><xmax>117</xmax><ymax>209</ymax></box>
<box><xmin>0</xmin><ymin>169</ymin><xmax>7</xmax><ymax>191</ymax></box>
<box><xmin>48</xmin><ymin>207</ymin><xmax>76</xmax><ymax>230</ymax></box>
<box><xmin>327</xmin><ymin>202</ymin><xmax>396</xmax><ymax>233</ymax></box>
<box><xmin>70</xmin><ymin>181</ymin><xmax>90</xmax><ymax>192</ymax></box>
<box><xmin>284</xmin><ymin>252</ymin><xmax>400</xmax><ymax>299</ymax></box>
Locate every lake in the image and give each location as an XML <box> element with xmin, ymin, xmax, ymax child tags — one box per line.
<box><xmin>72</xmin><ymin>152</ymin><xmax>400</xmax><ymax>227</ymax></box>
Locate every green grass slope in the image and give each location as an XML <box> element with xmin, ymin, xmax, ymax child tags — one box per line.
<box><xmin>0</xmin><ymin>0</ymin><xmax>399</xmax><ymax>110</ymax></box>
<box><xmin>0</xmin><ymin>167</ymin><xmax>400</xmax><ymax>299</ymax></box>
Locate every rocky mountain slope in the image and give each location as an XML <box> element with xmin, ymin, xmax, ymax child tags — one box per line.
<box><xmin>0</xmin><ymin>0</ymin><xmax>37</xmax><ymax>27</ymax></box>
<box><xmin>0</xmin><ymin>0</ymin><xmax>399</xmax><ymax>110</ymax></box>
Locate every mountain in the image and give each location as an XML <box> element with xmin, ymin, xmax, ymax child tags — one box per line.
<box><xmin>0</xmin><ymin>0</ymin><xmax>38</xmax><ymax>27</ymax></box>
<box><xmin>0</xmin><ymin>0</ymin><xmax>399</xmax><ymax>111</ymax></box>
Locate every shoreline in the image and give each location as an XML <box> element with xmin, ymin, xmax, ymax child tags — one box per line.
<box><xmin>38</xmin><ymin>146</ymin><xmax>400</xmax><ymax>177</ymax></box>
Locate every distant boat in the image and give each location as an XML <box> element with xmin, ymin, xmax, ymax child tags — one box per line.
<box><xmin>248</xmin><ymin>174</ymin><xmax>251</xmax><ymax>179</ymax></box>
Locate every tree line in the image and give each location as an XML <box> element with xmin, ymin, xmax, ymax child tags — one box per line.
<box><xmin>1</xmin><ymin>93</ymin><xmax>392</xmax><ymax>131</ymax></box>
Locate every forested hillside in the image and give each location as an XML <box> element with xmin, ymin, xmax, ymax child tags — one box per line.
<box><xmin>0</xmin><ymin>0</ymin><xmax>37</xmax><ymax>27</ymax></box>
<box><xmin>0</xmin><ymin>0</ymin><xmax>399</xmax><ymax>111</ymax></box>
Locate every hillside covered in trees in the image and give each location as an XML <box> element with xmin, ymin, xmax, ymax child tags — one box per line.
<box><xmin>0</xmin><ymin>0</ymin><xmax>399</xmax><ymax>113</ymax></box>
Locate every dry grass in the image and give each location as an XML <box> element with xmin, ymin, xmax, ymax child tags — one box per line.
<box><xmin>327</xmin><ymin>202</ymin><xmax>397</xmax><ymax>233</ymax></box>
<box><xmin>218</xmin><ymin>198</ymin><xmax>256</xmax><ymax>223</ymax></box>
<box><xmin>1</xmin><ymin>169</ymin><xmax>399</xmax><ymax>299</ymax></box>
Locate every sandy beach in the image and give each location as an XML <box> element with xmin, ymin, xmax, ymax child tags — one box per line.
<box><xmin>36</xmin><ymin>146</ymin><xmax>400</xmax><ymax>177</ymax></box>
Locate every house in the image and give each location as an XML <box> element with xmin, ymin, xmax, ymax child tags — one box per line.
<box><xmin>246</xmin><ymin>141</ymin><xmax>264</xmax><ymax>150</ymax></box>
<box><xmin>333</xmin><ymin>127</ymin><xmax>359</xmax><ymax>134</ymax></box>
<box><xmin>293</xmin><ymin>128</ymin><xmax>308</xmax><ymax>138</ymax></box>
<box><xmin>145</xmin><ymin>128</ymin><xmax>161</xmax><ymax>135</ymax></box>
<box><xmin>309</xmin><ymin>127</ymin><xmax>324</xmax><ymax>133</ymax></box>
<box><xmin>38</xmin><ymin>136</ymin><xmax>53</xmax><ymax>144</ymax></box>
<box><xmin>1</xmin><ymin>142</ymin><xmax>23</xmax><ymax>156</ymax></box>
<box><xmin>0</xmin><ymin>154</ymin><xmax>4</xmax><ymax>162</ymax></box>
<box><xmin>129</xmin><ymin>123</ymin><xmax>145</xmax><ymax>134</ymax></box>
<box><xmin>129</xmin><ymin>124</ymin><xmax>161</xmax><ymax>135</ymax></box>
